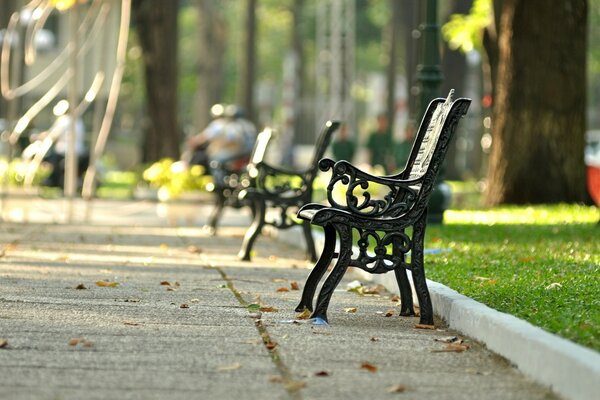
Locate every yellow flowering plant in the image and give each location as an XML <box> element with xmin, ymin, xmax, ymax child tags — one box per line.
<box><xmin>142</xmin><ymin>158</ymin><xmax>212</xmax><ymax>201</ymax></box>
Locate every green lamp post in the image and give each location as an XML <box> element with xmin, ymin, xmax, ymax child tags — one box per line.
<box><xmin>416</xmin><ymin>0</ymin><xmax>448</xmax><ymax>223</ymax></box>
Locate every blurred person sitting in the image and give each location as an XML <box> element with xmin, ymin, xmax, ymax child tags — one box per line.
<box><xmin>185</xmin><ymin>104</ymin><xmax>257</xmax><ymax>175</ymax></box>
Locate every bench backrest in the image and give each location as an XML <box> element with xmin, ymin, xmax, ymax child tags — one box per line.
<box><xmin>250</xmin><ymin>128</ymin><xmax>273</xmax><ymax>165</ymax></box>
<box><xmin>398</xmin><ymin>91</ymin><xmax>471</xmax><ymax>216</ymax></box>
<box><xmin>309</xmin><ymin>120</ymin><xmax>341</xmax><ymax>177</ymax></box>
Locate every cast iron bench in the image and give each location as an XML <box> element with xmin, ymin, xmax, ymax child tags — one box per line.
<box><xmin>237</xmin><ymin>120</ymin><xmax>341</xmax><ymax>261</ymax></box>
<box><xmin>205</xmin><ymin>128</ymin><xmax>273</xmax><ymax>234</ymax></box>
<box><xmin>295</xmin><ymin>91</ymin><xmax>471</xmax><ymax>326</ymax></box>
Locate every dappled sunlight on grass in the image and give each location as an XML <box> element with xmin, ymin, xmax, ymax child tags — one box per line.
<box><xmin>446</xmin><ymin>204</ymin><xmax>598</xmax><ymax>225</ymax></box>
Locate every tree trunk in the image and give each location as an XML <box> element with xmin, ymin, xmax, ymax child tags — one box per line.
<box><xmin>385</xmin><ymin>0</ymin><xmax>402</xmax><ymax>134</ymax></box>
<box><xmin>132</xmin><ymin>0</ymin><xmax>180</xmax><ymax>162</ymax></box>
<box><xmin>485</xmin><ymin>0</ymin><xmax>588</xmax><ymax>205</ymax></box>
<box><xmin>403</xmin><ymin>0</ymin><xmax>419</xmax><ymax>124</ymax></box>
<box><xmin>240</xmin><ymin>0</ymin><xmax>257</xmax><ymax>124</ymax></box>
<box><xmin>291</xmin><ymin>0</ymin><xmax>305</xmax><ymax>139</ymax></box>
<box><xmin>194</xmin><ymin>0</ymin><xmax>226</xmax><ymax>131</ymax></box>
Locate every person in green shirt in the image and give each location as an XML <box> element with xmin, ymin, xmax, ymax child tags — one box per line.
<box><xmin>366</xmin><ymin>114</ymin><xmax>393</xmax><ymax>173</ymax></box>
<box><xmin>332</xmin><ymin>124</ymin><xmax>356</xmax><ymax>162</ymax></box>
<box><xmin>393</xmin><ymin>122</ymin><xmax>415</xmax><ymax>171</ymax></box>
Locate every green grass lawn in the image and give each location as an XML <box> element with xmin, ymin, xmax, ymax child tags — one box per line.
<box><xmin>424</xmin><ymin>204</ymin><xmax>599</xmax><ymax>351</ymax></box>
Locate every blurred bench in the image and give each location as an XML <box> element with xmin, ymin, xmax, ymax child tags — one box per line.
<box><xmin>295</xmin><ymin>91</ymin><xmax>471</xmax><ymax>326</ymax></box>
<box><xmin>205</xmin><ymin>128</ymin><xmax>273</xmax><ymax>235</ymax></box>
<box><xmin>238</xmin><ymin>121</ymin><xmax>340</xmax><ymax>261</ymax></box>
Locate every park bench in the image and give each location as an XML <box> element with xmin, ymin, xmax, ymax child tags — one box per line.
<box><xmin>295</xmin><ymin>91</ymin><xmax>471</xmax><ymax>326</ymax></box>
<box><xmin>237</xmin><ymin>120</ymin><xmax>341</xmax><ymax>261</ymax></box>
<box><xmin>205</xmin><ymin>128</ymin><xmax>273</xmax><ymax>234</ymax></box>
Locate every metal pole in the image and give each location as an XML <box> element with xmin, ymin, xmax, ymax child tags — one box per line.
<box><xmin>416</xmin><ymin>0</ymin><xmax>449</xmax><ymax>224</ymax></box>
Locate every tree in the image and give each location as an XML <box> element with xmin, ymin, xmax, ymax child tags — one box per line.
<box><xmin>240</xmin><ymin>0</ymin><xmax>257</xmax><ymax>124</ymax></box>
<box><xmin>485</xmin><ymin>0</ymin><xmax>588</xmax><ymax>204</ymax></box>
<box><xmin>132</xmin><ymin>0</ymin><xmax>180</xmax><ymax>162</ymax></box>
<box><xmin>194</xmin><ymin>0</ymin><xmax>226</xmax><ymax>131</ymax></box>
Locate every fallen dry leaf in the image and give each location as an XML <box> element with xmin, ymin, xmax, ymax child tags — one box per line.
<box><xmin>361</xmin><ymin>284</ymin><xmax>386</xmax><ymax>295</ymax></box>
<box><xmin>276</xmin><ymin>287</ymin><xmax>289</xmax><ymax>292</ymax></box>
<box><xmin>269</xmin><ymin>375</ymin><xmax>284</xmax><ymax>383</ymax></box>
<box><xmin>344</xmin><ymin>307</ymin><xmax>358</xmax><ymax>313</ymax></box>
<box><xmin>431</xmin><ymin>342</ymin><xmax>470</xmax><ymax>353</ymax></box>
<box><xmin>166</xmin><ymin>287</ymin><xmax>177</xmax><ymax>292</ymax></box>
<box><xmin>360</xmin><ymin>362</ymin><xmax>378</xmax><ymax>373</ymax></box>
<box><xmin>259</xmin><ymin>306</ymin><xmax>278</xmax><ymax>312</ymax></box>
<box><xmin>265</xmin><ymin>341</ymin><xmax>278</xmax><ymax>351</ymax></box>
<box><xmin>415</xmin><ymin>323</ymin><xmax>436</xmax><ymax>330</ymax></box>
<box><xmin>180</xmin><ymin>304</ymin><xmax>189</xmax><ymax>309</ymax></box>
<box><xmin>390</xmin><ymin>294</ymin><xmax>401</xmax><ymax>303</ymax></box>
<box><xmin>96</xmin><ymin>280</ymin><xmax>118</xmax><ymax>288</ymax></box>
<box><xmin>190</xmin><ymin>298</ymin><xmax>200</xmax><ymax>303</ymax></box>
<box><xmin>217</xmin><ymin>362</ymin><xmax>241</xmax><ymax>371</ymax></box>
<box><xmin>68</xmin><ymin>338</ymin><xmax>81</xmax><ymax>346</ymax></box>
<box><xmin>435</xmin><ymin>336</ymin><xmax>459</xmax><ymax>344</ymax></box>
<box><xmin>5</xmin><ymin>243</ymin><xmax>17</xmax><ymax>251</ymax></box>
<box><xmin>290</xmin><ymin>281</ymin><xmax>300</xmax><ymax>290</ymax></box>
<box><xmin>370</xmin><ymin>337</ymin><xmax>380</xmax><ymax>342</ymax></box>
<box><xmin>545</xmin><ymin>282</ymin><xmax>562</xmax><ymax>290</ymax></box>
<box><xmin>75</xmin><ymin>284</ymin><xmax>87</xmax><ymax>290</ymax></box>
<box><xmin>0</xmin><ymin>339</ymin><xmax>8</xmax><ymax>348</ymax></box>
<box><xmin>82</xmin><ymin>340</ymin><xmax>94</xmax><ymax>348</ymax></box>
<box><xmin>296</xmin><ymin>309</ymin><xmax>311</xmax><ymax>320</ymax></box>
<box><xmin>187</xmin><ymin>245</ymin><xmax>203</xmax><ymax>254</ymax></box>
<box><xmin>387</xmin><ymin>384</ymin><xmax>408</xmax><ymax>393</ymax></box>
<box><xmin>384</xmin><ymin>309</ymin><xmax>395</xmax><ymax>317</ymax></box>
<box><xmin>160</xmin><ymin>281</ymin><xmax>171</xmax><ymax>286</ymax></box>
<box><xmin>123</xmin><ymin>321</ymin><xmax>142</xmax><ymax>326</ymax></box>
<box><xmin>283</xmin><ymin>381</ymin><xmax>306</xmax><ymax>390</ymax></box>
<box><xmin>315</xmin><ymin>371</ymin><xmax>330</xmax><ymax>377</ymax></box>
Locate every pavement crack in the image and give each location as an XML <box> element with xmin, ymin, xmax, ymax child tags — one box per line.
<box><xmin>208</xmin><ymin>264</ymin><xmax>303</xmax><ymax>400</ymax></box>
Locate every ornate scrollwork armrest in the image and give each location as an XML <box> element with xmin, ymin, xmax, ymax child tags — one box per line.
<box><xmin>322</xmin><ymin>159</ymin><xmax>422</xmax><ymax>218</ymax></box>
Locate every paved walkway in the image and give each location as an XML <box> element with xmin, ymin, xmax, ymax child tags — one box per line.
<box><xmin>0</xmin><ymin>199</ymin><xmax>557</xmax><ymax>400</ymax></box>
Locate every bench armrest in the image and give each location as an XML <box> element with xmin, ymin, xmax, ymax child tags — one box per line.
<box><xmin>319</xmin><ymin>158</ymin><xmax>422</xmax><ymax>218</ymax></box>
<box><xmin>247</xmin><ymin>161</ymin><xmax>312</xmax><ymax>199</ymax></box>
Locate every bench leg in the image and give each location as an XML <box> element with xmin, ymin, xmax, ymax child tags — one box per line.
<box><xmin>411</xmin><ymin>213</ymin><xmax>434</xmax><ymax>326</ymax></box>
<box><xmin>295</xmin><ymin>224</ymin><xmax>336</xmax><ymax>312</ymax></box>
<box><xmin>394</xmin><ymin>268</ymin><xmax>415</xmax><ymax>317</ymax></box>
<box><xmin>311</xmin><ymin>226</ymin><xmax>352</xmax><ymax>323</ymax></box>
<box><xmin>205</xmin><ymin>191</ymin><xmax>226</xmax><ymax>235</ymax></box>
<box><xmin>302</xmin><ymin>220</ymin><xmax>318</xmax><ymax>262</ymax></box>
<box><xmin>392</xmin><ymin>235</ymin><xmax>415</xmax><ymax>316</ymax></box>
<box><xmin>238</xmin><ymin>200</ymin><xmax>266</xmax><ymax>261</ymax></box>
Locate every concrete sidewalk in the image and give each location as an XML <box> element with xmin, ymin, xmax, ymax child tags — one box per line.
<box><xmin>0</xmin><ymin>199</ymin><xmax>557</xmax><ymax>399</ymax></box>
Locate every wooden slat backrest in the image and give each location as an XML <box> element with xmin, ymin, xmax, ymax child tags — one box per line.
<box><xmin>407</xmin><ymin>90</ymin><xmax>454</xmax><ymax>181</ymax></box>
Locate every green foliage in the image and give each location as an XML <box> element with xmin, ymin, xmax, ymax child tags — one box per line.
<box><xmin>96</xmin><ymin>170</ymin><xmax>139</xmax><ymax>199</ymax></box>
<box><xmin>426</xmin><ymin>205</ymin><xmax>599</xmax><ymax>351</ymax></box>
<box><xmin>442</xmin><ymin>0</ymin><xmax>491</xmax><ymax>53</ymax></box>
